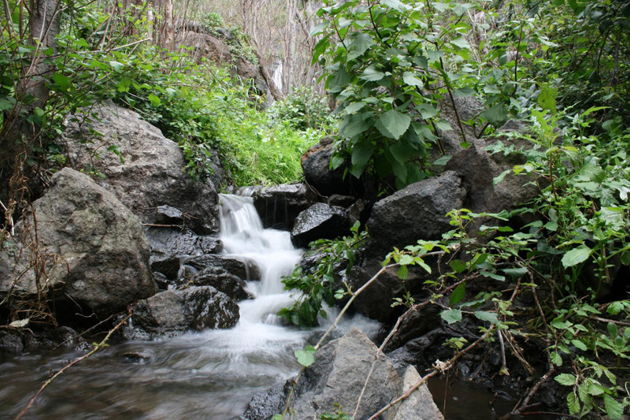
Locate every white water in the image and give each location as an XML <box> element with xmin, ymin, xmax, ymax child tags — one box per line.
<box><xmin>0</xmin><ymin>194</ymin><xmax>378</xmax><ymax>420</ymax></box>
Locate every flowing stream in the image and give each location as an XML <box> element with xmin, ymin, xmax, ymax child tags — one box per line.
<box><xmin>0</xmin><ymin>194</ymin><xmax>376</xmax><ymax>419</ymax></box>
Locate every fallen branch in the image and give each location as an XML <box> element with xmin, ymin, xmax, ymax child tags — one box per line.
<box><xmin>14</xmin><ymin>310</ymin><xmax>131</xmax><ymax>420</ymax></box>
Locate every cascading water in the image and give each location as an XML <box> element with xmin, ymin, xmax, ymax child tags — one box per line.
<box><xmin>0</xmin><ymin>194</ymin><xmax>377</xmax><ymax>419</ymax></box>
<box><xmin>0</xmin><ymin>194</ymin><xmax>302</xmax><ymax>418</ymax></box>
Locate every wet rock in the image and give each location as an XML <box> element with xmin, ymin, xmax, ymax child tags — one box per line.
<box><xmin>62</xmin><ymin>102</ymin><xmax>219</xmax><ymax>234</ymax></box>
<box><xmin>0</xmin><ymin>326</ymin><xmax>88</xmax><ymax>358</ymax></box>
<box><xmin>188</xmin><ymin>267</ymin><xmax>251</xmax><ymax>301</ymax></box>
<box><xmin>290</xmin><ymin>203</ymin><xmax>351</xmax><ymax>248</ymax></box>
<box><xmin>0</xmin><ymin>168</ymin><xmax>156</xmax><ymax>318</ymax></box>
<box><xmin>242</xmin><ymin>183</ymin><xmax>318</xmax><ymax>230</ymax></box>
<box><xmin>181</xmin><ymin>255</ymin><xmax>261</xmax><ymax>281</ymax></box>
<box><xmin>249</xmin><ymin>328</ymin><xmax>443</xmax><ymax>420</ymax></box>
<box><xmin>124</xmin><ymin>286</ymin><xmax>239</xmax><ymax>339</ymax></box>
<box><xmin>155</xmin><ymin>205</ymin><xmax>184</xmax><ymax>225</ymax></box>
<box><xmin>146</xmin><ymin>228</ymin><xmax>223</xmax><ymax>258</ymax></box>
<box><xmin>301</xmin><ymin>137</ymin><xmax>352</xmax><ymax>196</ymax></box>
<box><xmin>366</xmin><ymin>171</ymin><xmax>466</xmax><ymax>255</ymax></box>
<box><xmin>242</xmin><ymin>382</ymin><xmax>289</xmax><ymax>420</ymax></box>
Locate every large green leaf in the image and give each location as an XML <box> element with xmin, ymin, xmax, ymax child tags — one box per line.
<box><xmin>347</xmin><ymin>33</ymin><xmax>374</xmax><ymax>60</ymax></box>
<box><xmin>561</xmin><ymin>246</ymin><xmax>591</xmax><ymax>268</ymax></box>
<box><xmin>295</xmin><ymin>345</ymin><xmax>316</xmax><ymax>367</ymax></box>
<box><xmin>351</xmin><ymin>139</ymin><xmax>375</xmax><ymax>172</ymax></box>
<box><xmin>359</xmin><ymin>66</ymin><xmax>385</xmax><ymax>81</ymax></box>
<box><xmin>402</xmin><ymin>71</ymin><xmax>423</xmax><ymax>87</ymax></box>
<box><xmin>377</xmin><ymin>110</ymin><xmax>411</xmax><ymax>140</ymax></box>
<box><xmin>440</xmin><ymin>309</ymin><xmax>462</xmax><ymax>324</ymax></box>
<box><xmin>340</xmin><ymin>113</ymin><xmax>372</xmax><ymax>138</ymax></box>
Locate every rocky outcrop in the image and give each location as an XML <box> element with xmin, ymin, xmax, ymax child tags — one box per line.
<box><xmin>62</xmin><ymin>102</ymin><xmax>219</xmax><ymax>234</ymax></box>
<box><xmin>243</xmin><ymin>329</ymin><xmax>442</xmax><ymax>420</ymax></box>
<box><xmin>290</xmin><ymin>203</ymin><xmax>351</xmax><ymax>248</ymax></box>
<box><xmin>366</xmin><ymin>171</ymin><xmax>466</xmax><ymax>254</ymax></box>
<box><xmin>123</xmin><ymin>286</ymin><xmax>239</xmax><ymax>340</ymax></box>
<box><xmin>240</xmin><ymin>183</ymin><xmax>318</xmax><ymax>230</ymax></box>
<box><xmin>0</xmin><ymin>168</ymin><xmax>156</xmax><ymax>317</ymax></box>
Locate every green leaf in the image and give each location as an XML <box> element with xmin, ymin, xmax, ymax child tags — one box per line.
<box><xmin>348</xmin><ymin>33</ymin><xmax>374</xmax><ymax>60</ymax></box>
<box><xmin>295</xmin><ymin>345</ymin><xmax>316</xmax><ymax>367</ymax></box>
<box><xmin>416</xmin><ymin>103</ymin><xmax>438</xmax><ymax>119</ymax></box>
<box><xmin>550</xmin><ymin>352</ymin><xmax>563</xmax><ymax>366</ymax></box>
<box><xmin>0</xmin><ymin>97</ymin><xmax>15</xmax><ymax>111</ymax></box>
<box><xmin>474</xmin><ymin>311</ymin><xmax>499</xmax><ymax>325</ymax></box>
<box><xmin>555</xmin><ymin>373</ymin><xmax>577</xmax><ymax>386</ymax></box>
<box><xmin>359</xmin><ymin>66</ymin><xmax>385</xmax><ymax>82</ymax></box>
<box><xmin>571</xmin><ymin>339</ymin><xmax>587</xmax><ymax>351</ymax></box>
<box><xmin>328</xmin><ymin>67</ymin><xmax>352</xmax><ymax>92</ymax></box>
<box><xmin>480</xmin><ymin>104</ymin><xmax>507</xmax><ymax>123</ymax></box>
<box><xmin>502</xmin><ymin>267</ymin><xmax>528</xmax><ymax>277</ymax></box>
<box><xmin>402</xmin><ymin>72</ymin><xmax>423</xmax><ymax>87</ymax></box>
<box><xmin>450</xmin><ymin>37</ymin><xmax>470</xmax><ymax>50</ymax></box>
<box><xmin>148</xmin><ymin>94</ymin><xmax>161</xmax><ymax>107</ymax></box>
<box><xmin>382</xmin><ymin>0</ymin><xmax>407</xmax><ymax>11</ymax></box>
<box><xmin>449</xmin><ymin>282</ymin><xmax>466</xmax><ymax>305</ymax></box>
<box><xmin>440</xmin><ymin>309</ymin><xmax>462</xmax><ymax>324</ymax></box>
<box><xmin>341</xmin><ymin>113</ymin><xmax>372</xmax><ymax>138</ymax></box>
<box><xmin>109</xmin><ymin>60</ymin><xmax>124</xmax><ymax>71</ymax></box>
<box><xmin>537</xmin><ymin>83</ymin><xmax>558</xmax><ymax>113</ymax></box>
<box><xmin>51</xmin><ymin>73</ymin><xmax>71</xmax><ymax>91</ymax></box>
<box><xmin>567</xmin><ymin>393</ymin><xmax>580</xmax><ymax>415</ymax></box>
<box><xmin>449</xmin><ymin>259</ymin><xmax>467</xmax><ymax>273</ymax></box>
<box><xmin>603</xmin><ymin>394</ymin><xmax>624</xmax><ymax>420</ymax></box>
<box><xmin>350</xmin><ymin>140</ymin><xmax>375</xmax><ymax>176</ymax></box>
<box><xmin>345</xmin><ymin>102</ymin><xmax>366</xmax><ymax>114</ymax></box>
<box><xmin>561</xmin><ymin>246</ymin><xmax>591</xmax><ymax>268</ymax></box>
<box><xmin>377</xmin><ymin>110</ymin><xmax>411</xmax><ymax>140</ymax></box>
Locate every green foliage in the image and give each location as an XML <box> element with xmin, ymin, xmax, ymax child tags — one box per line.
<box><xmin>0</xmin><ymin>2</ymin><xmax>320</xmax><ymax>187</ymax></box>
<box><xmin>313</xmin><ymin>0</ymin><xmax>482</xmax><ymax>189</ymax></box>
<box><xmin>279</xmin><ymin>223</ymin><xmax>367</xmax><ymax>327</ymax></box>
<box><xmin>294</xmin><ymin>345</ymin><xmax>316</xmax><ymax>367</ymax></box>
<box><xmin>269</xmin><ymin>86</ymin><xmax>336</xmax><ymax>131</ymax></box>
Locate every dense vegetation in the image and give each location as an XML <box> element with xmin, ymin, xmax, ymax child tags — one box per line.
<box><xmin>281</xmin><ymin>0</ymin><xmax>629</xmax><ymax>418</ymax></box>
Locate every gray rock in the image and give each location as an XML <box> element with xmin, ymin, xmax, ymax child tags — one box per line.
<box><xmin>242</xmin><ymin>383</ymin><xmax>289</xmax><ymax>420</ymax></box>
<box><xmin>146</xmin><ymin>227</ymin><xmax>223</xmax><ymax>283</ymax></box>
<box><xmin>0</xmin><ymin>168</ymin><xmax>156</xmax><ymax>317</ymax></box>
<box><xmin>261</xmin><ymin>328</ymin><xmax>443</xmax><ymax>420</ymax></box>
<box><xmin>291</xmin><ymin>203</ymin><xmax>351</xmax><ymax>248</ymax></box>
<box><xmin>241</xmin><ymin>183</ymin><xmax>318</xmax><ymax>230</ymax></box>
<box><xmin>366</xmin><ymin>171</ymin><xmax>466</xmax><ymax>254</ymax></box>
<box><xmin>124</xmin><ymin>286</ymin><xmax>239</xmax><ymax>339</ymax></box>
<box><xmin>445</xmin><ymin>131</ymin><xmax>539</xmax><ymax>216</ymax></box>
<box><xmin>181</xmin><ymin>254</ymin><xmax>261</xmax><ymax>281</ymax></box>
<box><xmin>385</xmin><ymin>366</ymin><xmax>444</xmax><ymax>420</ymax></box>
<box><xmin>62</xmin><ymin>102</ymin><xmax>219</xmax><ymax>234</ymax></box>
<box><xmin>155</xmin><ymin>205</ymin><xmax>184</xmax><ymax>225</ymax></box>
<box><xmin>188</xmin><ymin>267</ymin><xmax>251</xmax><ymax>301</ymax></box>
<box><xmin>301</xmin><ymin>137</ymin><xmax>351</xmax><ymax>196</ymax></box>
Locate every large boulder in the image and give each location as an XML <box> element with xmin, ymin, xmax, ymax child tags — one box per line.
<box><xmin>301</xmin><ymin>137</ymin><xmax>352</xmax><ymax>196</ymax></box>
<box><xmin>123</xmin><ymin>286</ymin><xmax>239</xmax><ymax>339</ymax></box>
<box><xmin>62</xmin><ymin>102</ymin><xmax>219</xmax><ymax>234</ymax></box>
<box><xmin>0</xmin><ymin>168</ymin><xmax>156</xmax><ymax>317</ymax></box>
<box><xmin>445</xmin><ymin>124</ymin><xmax>539</xmax><ymax>214</ymax></box>
<box><xmin>290</xmin><ymin>203</ymin><xmax>351</xmax><ymax>248</ymax></box>
<box><xmin>366</xmin><ymin>171</ymin><xmax>466</xmax><ymax>254</ymax></box>
<box><xmin>240</xmin><ymin>183</ymin><xmax>318</xmax><ymax>230</ymax></box>
<box><xmin>243</xmin><ymin>328</ymin><xmax>443</xmax><ymax>419</ymax></box>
